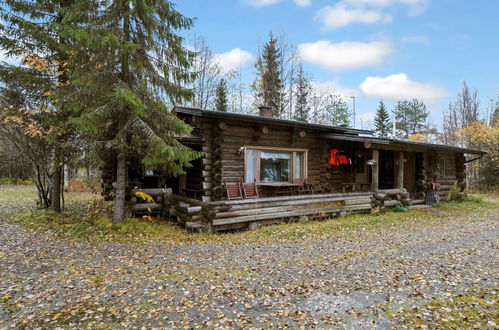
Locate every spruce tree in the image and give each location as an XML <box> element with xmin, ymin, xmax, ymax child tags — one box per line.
<box><xmin>373</xmin><ymin>100</ymin><xmax>392</xmax><ymax>137</ymax></box>
<box><xmin>293</xmin><ymin>63</ymin><xmax>311</xmax><ymax>122</ymax></box>
<box><xmin>0</xmin><ymin>0</ymin><xmax>80</xmax><ymax>212</ymax></box>
<box><xmin>253</xmin><ymin>32</ymin><xmax>284</xmax><ymax>117</ymax></box>
<box><xmin>393</xmin><ymin>99</ymin><xmax>429</xmax><ymax>139</ymax></box>
<box><xmin>215</xmin><ymin>78</ymin><xmax>228</xmax><ymax>111</ymax></box>
<box><xmin>66</xmin><ymin>0</ymin><xmax>201</xmax><ymax>222</ymax></box>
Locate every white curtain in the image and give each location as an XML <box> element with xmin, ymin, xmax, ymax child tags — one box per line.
<box><xmin>245</xmin><ymin>149</ymin><xmax>258</xmax><ymax>183</ymax></box>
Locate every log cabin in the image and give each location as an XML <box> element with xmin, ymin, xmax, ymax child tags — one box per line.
<box><xmin>101</xmin><ymin>105</ymin><xmax>484</xmax><ymax>233</ymax></box>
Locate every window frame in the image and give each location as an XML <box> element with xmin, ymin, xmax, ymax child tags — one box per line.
<box><xmin>244</xmin><ymin>146</ymin><xmax>308</xmax><ymax>183</ymax></box>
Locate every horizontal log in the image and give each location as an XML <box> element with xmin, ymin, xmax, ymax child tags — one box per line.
<box><xmin>438</xmin><ymin>184</ymin><xmax>453</xmax><ymax>191</ymax></box>
<box><xmin>173</xmin><ymin>194</ymin><xmax>213</xmax><ymax>209</ymax></box>
<box><xmin>399</xmin><ymin>192</ymin><xmax>410</xmax><ymax>199</ymax></box>
<box><xmin>411</xmin><ymin>199</ymin><xmax>425</xmax><ymax>205</ymax></box>
<box><xmin>344</xmin><ymin>197</ymin><xmax>373</xmax><ymax>205</ymax></box>
<box><xmin>375</xmin><ymin>188</ymin><xmax>407</xmax><ymax>195</ymax></box>
<box><xmin>213</xmin><ymin>195</ymin><xmax>372</xmax><ymax>212</ymax></box>
<box><xmin>209</xmin><ymin>192</ymin><xmax>372</xmax><ymax>206</ymax></box>
<box><xmin>373</xmin><ymin>193</ymin><xmax>387</xmax><ymax>200</ymax></box>
<box><xmin>383</xmin><ymin>200</ymin><xmax>401</xmax><ymax>208</ymax></box>
<box><xmin>401</xmin><ymin>198</ymin><xmax>412</xmax><ymax>206</ymax></box>
<box><xmin>131</xmin><ymin>203</ymin><xmax>162</xmax><ymax>212</ymax></box>
<box><xmin>213</xmin><ymin>204</ymin><xmax>372</xmax><ymax>226</ymax></box>
<box><xmin>132</xmin><ymin>188</ymin><xmax>170</xmax><ymax>196</ymax></box>
<box><xmin>215</xmin><ymin>205</ymin><xmax>294</xmax><ymax>219</ymax></box>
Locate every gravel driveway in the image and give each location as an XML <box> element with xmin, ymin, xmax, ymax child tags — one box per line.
<box><xmin>0</xmin><ymin>192</ymin><xmax>498</xmax><ymax>328</ymax></box>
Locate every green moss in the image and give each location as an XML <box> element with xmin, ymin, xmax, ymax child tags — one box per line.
<box><xmin>396</xmin><ymin>288</ymin><xmax>499</xmax><ymax>328</ymax></box>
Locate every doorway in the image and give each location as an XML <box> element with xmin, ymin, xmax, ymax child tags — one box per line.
<box><xmin>379</xmin><ymin>150</ymin><xmax>395</xmax><ymax>189</ymax></box>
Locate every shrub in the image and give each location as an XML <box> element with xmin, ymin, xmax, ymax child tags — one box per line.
<box><xmin>447</xmin><ymin>184</ymin><xmax>466</xmax><ymax>202</ymax></box>
<box><xmin>392</xmin><ymin>204</ymin><xmax>409</xmax><ymax>213</ymax></box>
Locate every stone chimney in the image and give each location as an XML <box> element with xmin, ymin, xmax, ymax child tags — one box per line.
<box><xmin>258</xmin><ymin>105</ymin><xmax>273</xmax><ymax>118</ymax></box>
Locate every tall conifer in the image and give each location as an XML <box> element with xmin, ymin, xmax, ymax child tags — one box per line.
<box><xmin>293</xmin><ymin>63</ymin><xmax>311</xmax><ymax>122</ymax></box>
<box><xmin>66</xmin><ymin>0</ymin><xmax>201</xmax><ymax>222</ymax></box>
<box><xmin>253</xmin><ymin>32</ymin><xmax>284</xmax><ymax>117</ymax></box>
<box><xmin>373</xmin><ymin>100</ymin><xmax>392</xmax><ymax>137</ymax></box>
<box><xmin>215</xmin><ymin>78</ymin><xmax>228</xmax><ymax>111</ymax></box>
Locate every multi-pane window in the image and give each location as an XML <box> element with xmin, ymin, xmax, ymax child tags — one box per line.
<box><xmin>244</xmin><ymin>147</ymin><xmax>307</xmax><ymax>183</ymax></box>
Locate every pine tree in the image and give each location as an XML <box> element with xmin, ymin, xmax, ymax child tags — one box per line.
<box><xmin>373</xmin><ymin>100</ymin><xmax>392</xmax><ymax>137</ymax></box>
<box><xmin>66</xmin><ymin>0</ymin><xmax>201</xmax><ymax>222</ymax></box>
<box><xmin>252</xmin><ymin>32</ymin><xmax>284</xmax><ymax>117</ymax></box>
<box><xmin>293</xmin><ymin>63</ymin><xmax>311</xmax><ymax>122</ymax></box>
<box><xmin>0</xmin><ymin>0</ymin><xmax>80</xmax><ymax>212</ymax></box>
<box><xmin>215</xmin><ymin>78</ymin><xmax>228</xmax><ymax>111</ymax></box>
<box><xmin>393</xmin><ymin>99</ymin><xmax>429</xmax><ymax>139</ymax></box>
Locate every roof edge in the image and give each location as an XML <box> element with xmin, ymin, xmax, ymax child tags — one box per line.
<box><xmin>173</xmin><ymin>106</ymin><xmax>373</xmax><ymax>136</ymax></box>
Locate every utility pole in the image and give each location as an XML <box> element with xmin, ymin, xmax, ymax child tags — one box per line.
<box><xmin>350</xmin><ymin>96</ymin><xmax>356</xmax><ymax>128</ymax></box>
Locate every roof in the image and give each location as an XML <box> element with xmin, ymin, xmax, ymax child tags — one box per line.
<box><xmin>173</xmin><ymin>106</ymin><xmax>372</xmax><ymax>136</ymax></box>
<box><xmin>324</xmin><ymin>134</ymin><xmax>484</xmax><ymax>154</ymax></box>
<box><xmin>173</xmin><ymin>106</ymin><xmax>485</xmax><ymax>155</ymax></box>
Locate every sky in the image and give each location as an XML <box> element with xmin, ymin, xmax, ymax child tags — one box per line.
<box><xmin>176</xmin><ymin>0</ymin><xmax>499</xmax><ymax>129</ymax></box>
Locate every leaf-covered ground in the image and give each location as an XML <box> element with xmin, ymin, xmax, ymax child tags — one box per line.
<box><xmin>0</xmin><ymin>185</ymin><xmax>498</xmax><ymax>328</ymax></box>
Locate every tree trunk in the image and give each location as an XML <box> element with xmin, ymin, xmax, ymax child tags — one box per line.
<box><xmin>113</xmin><ymin>152</ymin><xmax>127</xmax><ymax>222</ymax></box>
<box><xmin>51</xmin><ymin>153</ymin><xmax>63</xmax><ymax>212</ymax></box>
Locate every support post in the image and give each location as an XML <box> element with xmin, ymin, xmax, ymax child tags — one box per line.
<box><xmin>371</xmin><ymin>150</ymin><xmax>379</xmax><ymax>191</ymax></box>
<box><xmin>397</xmin><ymin>151</ymin><xmax>404</xmax><ymax>190</ymax></box>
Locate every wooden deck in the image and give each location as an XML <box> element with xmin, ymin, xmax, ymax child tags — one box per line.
<box><xmin>164</xmin><ymin>192</ymin><xmax>373</xmax><ymax>232</ymax></box>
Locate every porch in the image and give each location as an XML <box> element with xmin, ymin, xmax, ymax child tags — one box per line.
<box><xmin>164</xmin><ymin>191</ymin><xmax>373</xmax><ymax>233</ymax></box>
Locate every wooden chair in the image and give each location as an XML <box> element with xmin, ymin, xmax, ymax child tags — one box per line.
<box><xmin>292</xmin><ymin>179</ymin><xmax>306</xmax><ymax>195</ymax></box>
<box><xmin>242</xmin><ymin>179</ymin><xmax>259</xmax><ymax>199</ymax></box>
<box><xmin>304</xmin><ymin>179</ymin><xmax>321</xmax><ymax>194</ymax></box>
<box><xmin>224</xmin><ymin>180</ymin><xmax>243</xmax><ymax>200</ymax></box>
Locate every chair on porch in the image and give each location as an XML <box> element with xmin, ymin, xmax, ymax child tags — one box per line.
<box><xmin>242</xmin><ymin>179</ymin><xmax>259</xmax><ymax>199</ymax></box>
<box><xmin>292</xmin><ymin>179</ymin><xmax>308</xmax><ymax>195</ymax></box>
<box><xmin>304</xmin><ymin>179</ymin><xmax>322</xmax><ymax>194</ymax></box>
<box><xmin>224</xmin><ymin>180</ymin><xmax>243</xmax><ymax>200</ymax></box>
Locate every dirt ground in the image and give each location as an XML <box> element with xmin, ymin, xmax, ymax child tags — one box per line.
<box><xmin>0</xmin><ymin>186</ymin><xmax>497</xmax><ymax>328</ymax></box>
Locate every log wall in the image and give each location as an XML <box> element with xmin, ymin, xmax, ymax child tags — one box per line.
<box><xmin>195</xmin><ymin>118</ymin><xmax>358</xmax><ymax>198</ymax></box>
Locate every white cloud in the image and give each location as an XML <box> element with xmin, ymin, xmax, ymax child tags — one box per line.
<box><xmin>213</xmin><ymin>48</ymin><xmax>255</xmax><ymax>74</ymax></box>
<box><xmin>311</xmin><ymin>80</ymin><xmax>358</xmax><ymax>100</ymax></box>
<box><xmin>316</xmin><ymin>0</ymin><xmax>429</xmax><ymax>29</ymax></box>
<box><xmin>298</xmin><ymin>40</ymin><xmax>392</xmax><ymax>71</ymax></box>
<box><xmin>316</xmin><ymin>3</ymin><xmax>392</xmax><ymax>29</ymax></box>
<box><xmin>345</xmin><ymin>0</ymin><xmax>430</xmax><ymax>16</ymax></box>
<box><xmin>246</xmin><ymin>0</ymin><xmax>311</xmax><ymax>7</ymax></box>
<box><xmin>294</xmin><ymin>0</ymin><xmax>311</xmax><ymax>7</ymax></box>
<box><xmin>360</xmin><ymin>73</ymin><xmax>446</xmax><ymax>102</ymax></box>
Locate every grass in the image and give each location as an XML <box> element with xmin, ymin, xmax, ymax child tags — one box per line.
<box><xmin>396</xmin><ymin>288</ymin><xmax>498</xmax><ymax>328</ymax></box>
<box><xmin>1</xmin><ymin>184</ymin><xmax>498</xmax><ymax>245</ymax></box>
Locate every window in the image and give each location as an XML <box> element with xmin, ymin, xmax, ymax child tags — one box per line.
<box><xmin>244</xmin><ymin>147</ymin><xmax>307</xmax><ymax>183</ymax></box>
<box><xmin>439</xmin><ymin>158</ymin><xmax>445</xmax><ymax>177</ymax></box>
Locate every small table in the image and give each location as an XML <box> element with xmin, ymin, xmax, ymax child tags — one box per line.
<box><xmin>258</xmin><ymin>182</ymin><xmax>302</xmax><ymax>196</ymax></box>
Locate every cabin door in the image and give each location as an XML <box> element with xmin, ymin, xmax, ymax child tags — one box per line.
<box><xmin>379</xmin><ymin>150</ymin><xmax>395</xmax><ymax>189</ymax></box>
<box><xmin>403</xmin><ymin>152</ymin><xmax>416</xmax><ymax>194</ymax></box>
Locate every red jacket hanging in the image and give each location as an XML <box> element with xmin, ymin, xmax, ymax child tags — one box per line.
<box><xmin>329</xmin><ymin>149</ymin><xmax>342</xmax><ymax>166</ymax></box>
<box><xmin>329</xmin><ymin>149</ymin><xmax>349</xmax><ymax>166</ymax></box>
<box><xmin>339</xmin><ymin>154</ymin><xmax>348</xmax><ymax>165</ymax></box>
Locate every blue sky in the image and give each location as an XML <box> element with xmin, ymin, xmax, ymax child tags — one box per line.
<box><xmin>176</xmin><ymin>0</ymin><xmax>499</xmax><ymax>129</ymax></box>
